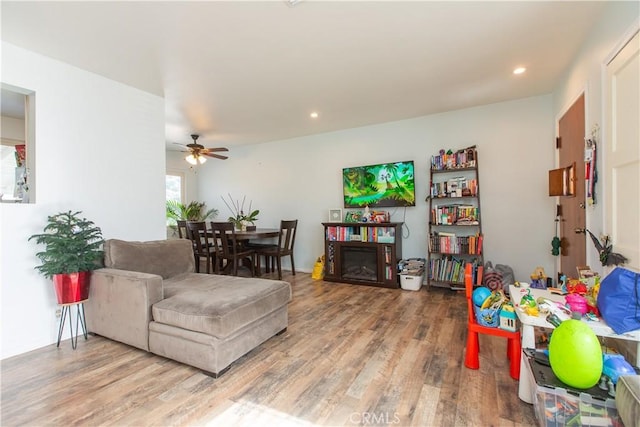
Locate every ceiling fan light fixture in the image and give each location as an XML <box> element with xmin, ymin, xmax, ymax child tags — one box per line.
<box><xmin>185</xmin><ymin>154</ymin><xmax>206</xmax><ymax>165</ymax></box>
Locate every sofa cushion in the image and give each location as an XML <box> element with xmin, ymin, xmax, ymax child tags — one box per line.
<box><xmin>152</xmin><ymin>275</ymin><xmax>291</xmax><ymax>339</ymax></box>
<box><xmin>104</xmin><ymin>239</ymin><xmax>195</xmax><ymax>279</ymax></box>
<box><xmin>616</xmin><ymin>375</ymin><xmax>640</xmax><ymax>427</ymax></box>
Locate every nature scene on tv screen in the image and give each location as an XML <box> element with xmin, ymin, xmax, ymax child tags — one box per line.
<box><xmin>343</xmin><ymin>161</ymin><xmax>415</xmax><ymax>208</ymax></box>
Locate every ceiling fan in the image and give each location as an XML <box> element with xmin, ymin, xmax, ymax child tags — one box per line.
<box><xmin>176</xmin><ymin>134</ymin><xmax>229</xmax><ymax>165</ymax></box>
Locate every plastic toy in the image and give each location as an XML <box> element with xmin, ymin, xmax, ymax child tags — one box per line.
<box><xmin>499</xmin><ymin>303</ymin><xmax>517</xmax><ymax>332</ymax></box>
<box><xmin>549</xmin><ymin>319</ymin><xmax>603</xmax><ymax>389</ymax></box>
<box><xmin>472</xmin><ymin>286</ymin><xmax>491</xmax><ymax>307</ymax></box>
<box><xmin>530</xmin><ymin>266</ymin><xmax>547</xmax><ymax>289</ymax></box>
<box><xmin>567</xmin><ymin>279</ymin><xmax>588</xmax><ymax>295</ymax></box>
<box><xmin>565</xmin><ymin>293</ymin><xmax>588</xmax><ymax>315</ymax></box>
<box><xmin>602</xmin><ymin>353</ymin><xmax>635</xmax><ymax>385</ymax></box>
<box><xmin>559</xmin><ymin>274</ymin><xmax>568</xmax><ymax>293</ymax></box>
<box><xmin>520</xmin><ymin>289</ymin><xmax>536</xmax><ymax>308</ymax></box>
<box><xmin>481</xmin><ymin>290</ymin><xmax>506</xmax><ymax>310</ymax></box>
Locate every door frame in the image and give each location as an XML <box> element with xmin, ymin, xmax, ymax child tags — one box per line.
<box><xmin>602</xmin><ymin>19</ymin><xmax>640</xmax><ymax>274</ymax></box>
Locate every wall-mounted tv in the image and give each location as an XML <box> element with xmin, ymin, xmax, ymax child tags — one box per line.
<box><xmin>343</xmin><ymin>160</ymin><xmax>416</xmax><ymax>208</ymax></box>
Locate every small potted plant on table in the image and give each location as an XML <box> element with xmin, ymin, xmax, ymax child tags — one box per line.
<box><xmin>222</xmin><ymin>194</ymin><xmax>259</xmax><ymax>231</ymax></box>
<box><xmin>28</xmin><ymin>210</ymin><xmax>104</xmax><ymax>304</ymax></box>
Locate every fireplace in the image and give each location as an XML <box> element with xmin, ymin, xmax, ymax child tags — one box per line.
<box><xmin>341</xmin><ymin>246</ymin><xmax>378</xmax><ymax>282</ymax></box>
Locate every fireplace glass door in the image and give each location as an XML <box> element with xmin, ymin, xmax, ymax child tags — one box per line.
<box><xmin>341</xmin><ymin>246</ymin><xmax>378</xmax><ymax>282</ymax></box>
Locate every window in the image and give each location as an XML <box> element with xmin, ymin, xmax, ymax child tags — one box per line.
<box><xmin>166</xmin><ymin>173</ymin><xmax>184</xmax><ymax>203</ymax></box>
<box><xmin>1</xmin><ymin>85</ymin><xmax>34</xmax><ymax>203</ymax></box>
<box><xmin>166</xmin><ymin>173</ymin><xmax>185</xmax><ymax>226</ymax></box>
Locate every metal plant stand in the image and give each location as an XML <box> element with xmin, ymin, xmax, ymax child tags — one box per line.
<box><xmin>57</xmin><ymin>300</ymin><xmax>88</xmax><ymax>349</ymax></box>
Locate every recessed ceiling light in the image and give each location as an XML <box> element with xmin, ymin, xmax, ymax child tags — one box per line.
<box><xmin>513</xmin><ymin>67</ymin><xmax>526</xmax><ymax>75</ymax></box>
<box><xmin>310</xmin><ymin>112</ymin><xmax>319</xmax><ymax>119</ymax></box>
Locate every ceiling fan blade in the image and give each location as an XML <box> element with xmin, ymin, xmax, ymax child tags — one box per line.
<box><xmin>205</xmin><ymin>147</ymin><xmax>229</xmax><ymax>152</ymax></box>
<box><xmin>204</xmin><ymin>153</ymin><xmax>228</xmax><ymax>160</ymax></box>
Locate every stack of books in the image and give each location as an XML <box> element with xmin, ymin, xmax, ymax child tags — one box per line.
<box><xmin>398</xmin><ymin>258</ymin><xmax>425</xmax><ymax>276</ymax></box>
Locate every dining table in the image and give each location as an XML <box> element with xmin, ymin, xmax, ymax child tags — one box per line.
<box><xmin>213</xmin><ymin>227</ymin><xmax>280</xmax><ymax>276</ymax></box>
<box><xmin>232</xmin><ymin>228</ymin><xmax>280</xmax><ymax>240</ymax></box>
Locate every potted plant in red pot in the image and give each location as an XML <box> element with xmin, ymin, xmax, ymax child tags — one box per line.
<box><xmin>28</xmin><ymin>211</ymin><xmax>104</xmax><ymax>304</ymax></box>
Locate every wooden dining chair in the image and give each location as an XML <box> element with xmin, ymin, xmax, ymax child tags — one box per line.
<box><xmin>210</xmin><ymin>222</ymin><xmax>256</xmax><ymax>277</ymax></box>
<box><xmin>176</xmin><ymin>220</ymin><xmax>188</xmax><ymax>239</ymax></box>
<box><xmin>255</xmin><ymin>219</ymin><xmax>298</xmax><ymax>280</ymax></box>
<box><xmin>464</xmin><ymin>263</ymin><xmax>521</xmax><ymax>380</ymax></box>
<box><xmin>185</xmin><ymin>221</ymin><xmax>216</xmax><ymax>274</ymax></box>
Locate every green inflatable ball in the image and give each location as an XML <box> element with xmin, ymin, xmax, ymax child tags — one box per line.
<box><xmin>549</xmin><ymin>319</ymin><xmax>602</xmax><ymax>389</ymax></box>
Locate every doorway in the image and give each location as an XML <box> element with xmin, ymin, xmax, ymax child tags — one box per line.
<box><xmin>558</xmin><ymin>94</ymin><xmax>586</xmax><ymax>277</ymax></box>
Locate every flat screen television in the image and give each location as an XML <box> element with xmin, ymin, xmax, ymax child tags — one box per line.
<box><xmin>342</xmin><ymin>160</ymin><xmax>416</xmax><ymax>208</ymax></box>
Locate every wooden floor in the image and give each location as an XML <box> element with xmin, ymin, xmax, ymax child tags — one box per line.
<box><xmin>1</xmin><ymin>272</ymin><xmax>537</xmax><ymax>426</ymax></box>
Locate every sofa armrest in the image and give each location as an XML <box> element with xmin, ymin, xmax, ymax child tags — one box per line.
<box><xmin>85</xmin><ymin>268</ymin><xmax>164</xmax><ymax>351</ymax></box>
<box><xmin>616</xmin><ymin>375</ymin><xmax>640</xmax><ymax>427</ymax></box>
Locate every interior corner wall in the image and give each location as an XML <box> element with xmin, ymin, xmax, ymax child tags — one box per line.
<box><xmin>0</xmin><ymin>42</ymin><xmax>166</xmax><ymax>359</ymax></box>
<box><xmin>552</xmin><ymin>1</ymin><xmax>639</xmax><ymax>275</ymax></box>
<box><xmin>196</xmin><ymin>94</ymin><xmax>555</xmax><ymax>283</ymax></box>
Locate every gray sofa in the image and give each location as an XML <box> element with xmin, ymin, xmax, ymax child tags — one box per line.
<box><xmin>85</xmin><ymin>238</ymin><xmax>291</xmax><ymax>377</ymax></box>
<box><xmin>616</xmin><ymin>374</ymin><xmax>640</xmax><ymax>427</ymax></box>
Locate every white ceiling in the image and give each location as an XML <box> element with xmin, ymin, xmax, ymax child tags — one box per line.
<box><xmin>1</xmin><ymin>1</ymin><xmax>608</xmax><ymax>149</ymax></box>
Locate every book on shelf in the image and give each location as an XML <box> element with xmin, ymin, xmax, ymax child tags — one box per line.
<box><xmin>430</xmin><ymin>179</ymin><xmax>479</xmax><ymax>199</ymax></box>
<box><xmin>429</xmin><ymin>232</ymin><xmax>483</xmax><ymax>255</ymax></box>
<box><xmin>430</xmin><ymin>146</ymin><xmax>477</xmax><ymax>171</ymax></box>
<box><xmin>431</xmin><ymin>204</ymin><xmax>479</xmax><ymax>225</ymax></box>
<box><xmin>326</xmin><ymin>225</ymin><xmax>397</xmax><ymax>243</ymax></box>
<box><xmin>327</xmin><ymin>226</ymin><xmax>337</xmax><ymax>241</ymax></box>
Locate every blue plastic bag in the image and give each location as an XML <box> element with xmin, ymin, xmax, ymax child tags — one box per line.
<box><xmin>597</xmin><ymin>267</ymin><xmax>640</xmax><ymax>334</ymax></box>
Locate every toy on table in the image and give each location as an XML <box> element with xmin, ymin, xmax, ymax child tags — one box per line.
<box><xmin>536</xmin><ymin>297</ymin><xmax>572</xmax><ymax>326</ymax></box>
<box><xmin>586</xmin><ymin>279</ymin><xmax>601</xmax><ymax>316</ymax></box>
<box><xmin>565</xmin><ymin>293</ymin><xmax>588</xmax><ymax>315</ymax></box>
<box><xmin>559</xmin><ymin>274</ymin><xmax>568</xmax><ymax>293</ymax></box>
<box><xmin>519</xmin><ymin>289</ymin><xmax>539</xmax><ymax>316</ymax></box>
<box><xmin>530</xmin><ymin>266</ymin><xmax>547</xmax><ymax>289</ymax></box>
<box><xmin>567</xmin><ymin>279</ymin><xmax>588</xmax><ymax>295</ymax></box>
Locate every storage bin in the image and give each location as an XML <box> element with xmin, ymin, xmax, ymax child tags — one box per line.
<box><xmin>400</xmin><ymin>274</ymin><xmax>424</xmax><ymax>291</ymax></box>
<box><xmin>473</xmin><ymin>304</ymin><xmax>500</xmax><ymax>327</ymax></box>
<box><xmin>526</xmin><ymin>354</ymin><xmax>621</xmax><ymax>427</ymax></box>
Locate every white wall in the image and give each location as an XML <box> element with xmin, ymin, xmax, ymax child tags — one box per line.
<box><xmin>552</xmin><ymin>1</ymin><xmax>639</xmax><ymax>275</ymax></box>
<box><xmin>0</xmin><ymin>42</ymin><xmax>166</xmax><ymax>359</ymax></box>
<box><xmin>196</xmin><ymin>95</ymin><xmax>555</xmax><ymax>283</ymax></box>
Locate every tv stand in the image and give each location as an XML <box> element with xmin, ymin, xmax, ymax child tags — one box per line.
<box><xmin>322</xmin><ymin>222</ymin><xmax>403</xmax><ymax>288</ymax></box>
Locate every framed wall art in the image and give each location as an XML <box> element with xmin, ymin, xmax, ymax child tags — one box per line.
<box><xmin>328</xmin><ymin>209</ymin><xmax>342</xmax><ymax>222</ymax></box>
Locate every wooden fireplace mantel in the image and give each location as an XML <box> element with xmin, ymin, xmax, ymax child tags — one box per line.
<box><xmin>321</xmin><ymin>222</ymin><xmax>403</xmax><ymax>288</ymax></box>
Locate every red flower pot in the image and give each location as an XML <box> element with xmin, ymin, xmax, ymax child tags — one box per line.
<box><xmin>53</xmin><ymin>271</ymin><xmax>91</xmax><ymax>304</ymax></box>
